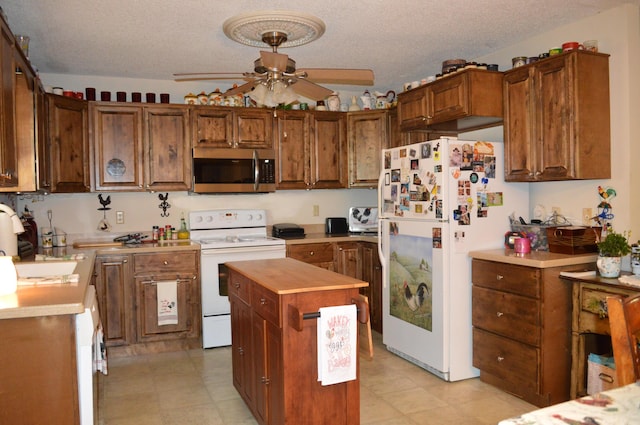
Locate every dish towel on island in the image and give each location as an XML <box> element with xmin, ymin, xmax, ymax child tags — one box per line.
<box><xmin>157</xmin><ymin>280</ymin><xmax>178</xmax><ymax>326</ymax></box>
<box><xmin>317</xmin><ymin>304</ymin><xmax>357</xmax><ymax>386</ymax></box>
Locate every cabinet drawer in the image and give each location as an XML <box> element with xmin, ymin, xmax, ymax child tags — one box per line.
<box><xmin>229</xmin><ymin>270</ymin><xmax>252</xmax><ymax>304</ymax></box>
<box><xmin>287</xmin><ymin>243</ymin><xmax>334</xmax><ymax>263</ymax></box>
<box><xmin>473</xmin><ymin>286</ymin><xmax>540</xmax><ymax>346</ymax></box>
<box><xmin>473</xmin><ymin>328</ymin><xmax>539</xmax><ymax>392</ymax></box>
<box><xmin>472</xmin><ymin>259</ymin><xmax>540</xmax><ymax>298</ymax></box>
<box><xmin>134</xmin><ymin>251</ymin><xmax>197</xmax><ymax>274</ymax></box>
<box><xmin>577</xmin><ymin>286</ymin><xmax>637</xmax><ymax>335</ymax></box>
<box><xmin>252</xmin><ymin>284</ymin><xmax>280</xmax><ymax>326</ymax></box>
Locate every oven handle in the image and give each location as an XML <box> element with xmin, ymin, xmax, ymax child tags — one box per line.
<box><xmin>199</xmin><ymin>245</ymin><xmax>285</xmax><ymax>256</ymax></box>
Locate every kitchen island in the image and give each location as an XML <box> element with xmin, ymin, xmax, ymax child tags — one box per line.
<box><xmin>226</xmin><ymin>257</ymin><xmax>368</xmax><ymax>425</ymax></box>
<box><xmin>0</xmin><ymin>251</ymin><xmax>96</xmax><ymax>425</ymax></box>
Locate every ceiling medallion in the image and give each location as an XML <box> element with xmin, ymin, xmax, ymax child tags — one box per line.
<box><xmin>223</xmin><ymin>11</ymin><xmax>326</xmax><ymax>48</ymax></box>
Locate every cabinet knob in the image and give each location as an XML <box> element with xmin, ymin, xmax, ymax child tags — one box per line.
<box><xmin>238</xmin><ymin>347</ymin><xmax>244</xmax><ymax>355</ymax></box>
<box><xmin>260</xmin><ymin>297</ymin><xmax>267</xmax><ymax>305</ymax></box>
<box><xmin>234</xmin><ymin>282</ymin><xmax>240</xmax><ymax>288</ymax></box>
<box><xmin>261</xmin><ymin>376</ymin><xmax>270</xmax><ymax>385</ymax></box>
<box><xmin>123</xmin><ymin>259</ymin><xmax>128</xmax><ymax>263</ymax></box>
<box><xmin>496</xmin><ymin>274</ymin><xmax>504</xmax><ymax>280</ymax></box>
<box><xmin>309</xmin><ymin>251</ymin><xmax>315</xmax><ymax>256</ymax></box>
<box><xmin>496</xmin><ymin>311</ymin><xmax>504</xmax><ymax>317</ymax></box>
<box><xmin>497</xmin><ymin>356</ymin><xmax>504</xmax><ymax>362</ymax></box>
<box><xmin>163</xmin><ymin>260</ymin><xmax>169</xmax><ymax>265</ymax></box>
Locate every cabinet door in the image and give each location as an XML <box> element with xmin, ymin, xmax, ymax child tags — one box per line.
<box><xmin>93</xmin><ymin>104</ymin><xmax>144</xmax><ymax>191</ymax></box>
<box><xmin>504</xmin><ymin>67</ymin><xmax>536</xmax><ymax>181</ymax></box>
<box><xmin>348</xmin><ymin>110</ymin><xmax>388</xmax><ymax>187</ymax></box>
<box><xmin>0</xmin><ymin>23</ymin><xmax>17</xmax><ymax>186</ymax></box>
<box><xmin>144</xmin><ymin>106</ymin><xmax>191</xmax><ymax>191</ymax></box>
<box><xmin>427</xmin><ymin>72</ymin><xmax>468</xmax><ymax>123</ymax></box>
<box><xmin>12</xmin><ymin>51</ymin><xmax>36</xmax><ymax>192</ymax></box>
<box><xmin>135</xmin><ymin>275</ymin><xmax>197</xmax><ymax>342</ymax></box>
<box><xmin>94</xmin><ymin>254</ymin><xmax>132</xmax><ymax>346</ymax></box>
<box><xmin>191</xmin><ymin>106</ymin><xmax>233</xmax><ymax>148</ymax></box>
<box><xmin>335</xmin><ymin>241</ymin><xmax>362</xmax><ymax>279</ymax></box>
<box><xmin>397</xmin><ymin>87</ymin><xmax>428</xmax><ymax>130</ymax></box>
<box><xmin>36</xmin><ymin>83</ymin><xmax>50</xmax><ymax>191</ymax></box>
<box><xmin>535</xmin><ymin>55</ymin><xmax>575</xmax><ymax>180</ymax></box>
<box><xmin>231</xmin><ymin>297</ymin><xmax>255</xmax><ymax>407</ymax></box>
<box><xmin>252</xmin><ymin>312</ymin><xmax>283</xmax><ymax>425</ymax></box>
<box><xmin>361</xmin><ymin>242</ymin><xmax>382</xmax><ymax>333</ymax></box>
<box><xmin>235</xmin><ymin>108</ymin><xmax>273</xmax><ymax>149</ymax></box>
<box><xmin>310</xmin><ymin>112</ymin><xmax>348</xmax><ymax>189</ymax></box>
<box><xmin>47</xmin><ymin>94</ymin><xmax>90</xmax><ymax>192</ymax></box>
<box><xmin>274</xmin><ymin>110</ymin><xmax>309</xmax><ymax>189</ymax></box>
<box><xmin>252</xmin><ymin>312</ymin><xmax>268</xmax><ymax>424</ymax></box>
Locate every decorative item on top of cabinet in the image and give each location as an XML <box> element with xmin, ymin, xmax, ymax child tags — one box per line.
<box><xmin>274</xmin><ymin>110</ymin><xmax>347</xmax><ymax>190</ymax></box>
<box><xmin>92</xmin><ymin>104</ymin><xmax>191</xmax><ymax>191</ymax></box>
<box><xmin>46</xmin><ymin>93</ymin><xmax>90</xmax><ymax>192</ymax></box>
<box><xmin>397</xmin><ymin>68</ymin><xmax>503</xmax><ymax>132</ymax></box>
<box><xmin>347</xmin><ymin>110</ymin><xmax>389</xmax><ymax>188</ymax></box>
<box><xmin>191</xmin><ymin>105</ymin><xmax>273</xmax><ymax>149</ymax></box>
<box><xmin>503</xmin><ymin>50</ymin><xmax>610</xmax><ymax>181</ymax></box>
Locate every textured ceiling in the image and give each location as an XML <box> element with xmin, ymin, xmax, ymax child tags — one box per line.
<box><xmin>1</xmin><ymin>0</ymin><xmax>637</xmax><ymax>91</ymax></box>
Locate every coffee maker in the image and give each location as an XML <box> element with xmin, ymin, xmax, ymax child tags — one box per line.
<box><xmin>0</xmin><ymin>204</ymin><xmax>25</xmax><ymax>258</ymax></box>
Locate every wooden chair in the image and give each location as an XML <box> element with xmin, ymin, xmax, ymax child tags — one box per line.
<box><xmin>606</xmin><ymin>294</ymin><xmax>640</xmax><ymax>385</ymax></box>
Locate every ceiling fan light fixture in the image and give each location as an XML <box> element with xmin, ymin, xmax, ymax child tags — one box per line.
<box><xmin>223</xmin><ymin>11</ymin><xmax>325</xmax><ymax>48</ymax></box>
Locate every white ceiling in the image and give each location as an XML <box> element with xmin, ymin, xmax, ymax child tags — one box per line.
<box><xmin>1</xmin><ymin>0</ymin><xmax>637</xmax><ymax>92</ymax></box>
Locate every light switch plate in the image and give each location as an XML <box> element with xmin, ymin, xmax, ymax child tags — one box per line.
<box><xmin>116</xmin><ymin>211</ymin><xmax>124</xmax><ymax>224</ymax></box>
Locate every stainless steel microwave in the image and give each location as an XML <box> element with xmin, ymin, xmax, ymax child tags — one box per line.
<box><xmin>192</xmin><ymin>148</ymin><xmax>276</xmax><ymax>193</ymax></box>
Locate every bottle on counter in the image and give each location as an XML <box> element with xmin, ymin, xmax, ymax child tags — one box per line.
<box><xmin>177</xmin><ymin>214</ymin><xmax>190</xmax><ymax>240</ymax></box>
<box><xmin>152</xmin><ymin>226</ymin><xmax>159</xmax><ymax>241</ymax></box>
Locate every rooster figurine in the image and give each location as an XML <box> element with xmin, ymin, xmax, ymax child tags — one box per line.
<box><xmin>403</xmin><ymin>281</ymin><xmax>429</xmax><ymax>311</ymax></box>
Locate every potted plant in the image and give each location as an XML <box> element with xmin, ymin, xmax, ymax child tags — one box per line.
<box><xmin>596</xmin><ymin>230</ymin><xmax>631</xmax><ymax>278</ymax></box>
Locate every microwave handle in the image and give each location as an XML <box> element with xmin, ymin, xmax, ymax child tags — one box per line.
<box><xmin>253</xmin><ymin>149</ymin><xmax>260</xmax><ymax>192</ymax></box>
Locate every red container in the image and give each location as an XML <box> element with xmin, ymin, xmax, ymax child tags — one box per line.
<box><xmin>100</xmin><ymin>91</ymin><xmax>111</xmax><ymax>101</ymax></box>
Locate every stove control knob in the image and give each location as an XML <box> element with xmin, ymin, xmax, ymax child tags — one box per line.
<box><xmin>255</xmin><ymin>213</ymin><xmax>263</xmax><ymax>221</ymax></box>
<box><xmin>194</xmin><ymin>216</ymin><xmax>203</xmax><ymax>223</ymax></box>
<box><xmin>205</xmin><ymin>216</ymin><xmax>213</xmax><ymax>222</ymax></box>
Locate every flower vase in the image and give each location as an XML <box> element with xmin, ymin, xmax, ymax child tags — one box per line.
<box><xmin>596</xmin><ymin>255</ymin><xmax>622</xmax><ymax>278</ymax></box>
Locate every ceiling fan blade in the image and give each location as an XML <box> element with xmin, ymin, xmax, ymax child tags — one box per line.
<box><xmin>224</xmin><ymin>80</ymin><xmax>259</xmax><ymax>96</ymax></box>
<box><xmin>291</xmin><ymin>79</ymin><xmax>334</xmax><ymax>101</ymax></box>
<box><xmin>173</xmin><ymin>72</ymin><xmax>245</xmax><ymax>76</ymax></box>
<box><xmin>298</xmin><ymin>68</ymin><xmax>374</xmax><ymax>85</ymax></box>
<box><xmin>260</xmin><ymin>51</ymin><xmax>289</xmax><ymax>72</ymax></box>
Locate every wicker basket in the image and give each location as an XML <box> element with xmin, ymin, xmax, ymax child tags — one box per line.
<box><xmin>546</xmin><ymin>226</ymin><xmax>601</xmax><ymax>255</ymax></box>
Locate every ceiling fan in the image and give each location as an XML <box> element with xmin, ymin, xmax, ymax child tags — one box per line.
<box><xmin>173</xmin><ymin>11</ymin><xmax>374</xmax><ymax>106</ymax></box>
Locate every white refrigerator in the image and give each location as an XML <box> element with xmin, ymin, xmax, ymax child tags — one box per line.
<box><xmin>377</xmin><ymin>137</ymin><xmax>529</xmax><ymax>381</ymax></box>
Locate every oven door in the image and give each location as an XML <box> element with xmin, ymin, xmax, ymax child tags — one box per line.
<box><xmin>200</xmin><ymin>244</ymin><xmax>285</xmax><ymax>348</ymax></box>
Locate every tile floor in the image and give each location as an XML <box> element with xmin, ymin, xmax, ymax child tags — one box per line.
<box><xmin>99</xmin><ymin>332</ymin><xmax>536</xmax><ymax>425</ymax></box>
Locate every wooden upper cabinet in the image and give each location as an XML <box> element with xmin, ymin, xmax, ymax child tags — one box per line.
<box><xmin>310</xmin><ymin>111</ymin><xmax>348</xmax><ymax>189</ymax></box>
<box><xmin>192</xmin><ymin>106</ymin><xmax>273</xmax><ymax>149</ymax></box>
<box><xmin>144</xmin><ymin>106</ymin><xmax>191</xmax><ymax>191</ymax></box>
<box><xmin>275</xmin><ymin>110</ymin><xmax>347</xmax><ymax>190</ymax></box>
<box><xmin>0</xmin><ymin>22</ymin><xmax>17</xmax><ymax>187</ymax></box>
<box><xmin>92</xmin><ymin>104</ymin><xmax>144</xmax><ymax>191</ymax></box>
<box><xmin>397</xmin><ymin>69</ymin><xmax>503</xmax><ymax>133</ymax></box>
<box><xmin>504</xmin><ymin>51</ymin><xmax>611</xmax><ymax>182</ymax></box>
<box><xmin>46</xmin><ymin>94</ymin><xmax>90</xmax><ymax>192</ymax></box>
<box><xmin>274</xmin><ymin>110</ymin><xmax>309</xmax><ymax>189</ymax></box>
<box><xmin>348</xmin><ymin>110</ymin><xmax>388</xmax><ymax>188</ymax></box>
<box><xmin>93</xmin><ymin>104</ymin><xmax>191</xmax><ymax>191</ymax></box>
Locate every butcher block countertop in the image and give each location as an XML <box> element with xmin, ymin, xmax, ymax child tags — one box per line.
<box><xmin>0</xmin><ymin>251</ymin><xmax>96</xmax><ymax>320</ymax></box>
<box><xmin>225</xmin><ymin>257</ymin><xmax>368</xmax><ymax>295</ymax></box>
<box><xmin>469</xmin><ymin>249</ymin><xmax>598</xmax><ymax>268</ymax></box>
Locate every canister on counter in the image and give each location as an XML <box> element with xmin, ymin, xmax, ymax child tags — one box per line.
<box><xmin>152</xmin><ymin>225</ymin><xmax>159</xmax><ymax>241</ymax></box>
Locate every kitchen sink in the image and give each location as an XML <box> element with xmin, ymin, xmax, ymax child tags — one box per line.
<box><xmin>15</xmin><ymin>261</ymin><xmax>78</xmax><ymax>278</ymax></box>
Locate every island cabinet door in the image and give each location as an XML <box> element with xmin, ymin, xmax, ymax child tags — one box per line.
<box><xmin>252</xmin><ymin>312</ymin><xmax>284</xmax><ymax>425</ymax></box>
<box><xmin>231</xmin><ymin>297</ymin><xmax>255</xmax><ymax>407</ymax></box>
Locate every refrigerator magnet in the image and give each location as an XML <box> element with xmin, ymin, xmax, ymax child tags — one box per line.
<box><xmin>470</xmin><ymin>172</ymin><xmax>479</xmax><ymax>183</ymax></box>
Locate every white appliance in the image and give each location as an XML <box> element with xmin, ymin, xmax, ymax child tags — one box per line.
<box><xmin>189</xmin><ymin>209</ymin><xmax>286</xmax><ymax>348</ymax></box>
<box><xmin>377</xmin><ymin>137</ymin><xmax>529</xmax><ymax>381</ymax></box>
<box><xmin>75</xmin><ymin>285</ymin><xmax>101</xmax><ymax>425</ymax></box>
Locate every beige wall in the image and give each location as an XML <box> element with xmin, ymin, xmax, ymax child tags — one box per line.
<box><xmin>474</xmin><ymin>3</ymin><xmax>640</xmax><ymax>245</ymax></box>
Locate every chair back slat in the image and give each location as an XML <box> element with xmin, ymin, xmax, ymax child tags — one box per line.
<box><xmin>606</xmin><ymin>294</ymin><xmax>640</xmax><ymax>386</ymax></box>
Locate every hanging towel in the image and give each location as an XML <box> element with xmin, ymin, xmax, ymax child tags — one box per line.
<box><xmin>94</xmin><ymin>323</ymin><xmax>108</xmax><ymax>375</ymax></box>
<box><xmin>157</xmin><ymin>280</ymin><xmax>178</xmax><ymax>326</ymax></box>
<box><xmin>317</xmin><ymin>304</ymin><xmax>357</xmax><ymax>386</ymax></box>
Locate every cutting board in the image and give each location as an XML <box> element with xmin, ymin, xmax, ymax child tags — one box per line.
<box><xmin>72</xmin><ymin>240</ymin><xmax>123</xmax><ymax>248</ymax></box>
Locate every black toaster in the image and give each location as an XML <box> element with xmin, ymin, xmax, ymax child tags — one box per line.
<box><xmin>325</xmin><ymin>217</ymin><xmax>349</xmax><ymax>235</ymax></box>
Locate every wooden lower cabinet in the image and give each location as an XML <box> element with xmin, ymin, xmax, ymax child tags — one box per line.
<box><xmin>287</xmin><ymin>240</ymin><xmax>382</xmax><ymax>333</ymax></box>
<box><xmin>471</xmin><ymin>258</ymin><xmax>593</xmax><ymax>407</ymax></box>
<box><xmin>0</xmin><ymin>314</ymin><xmax>80</xmax><ymax>424</ymax></box>
<box><xmin>94</xmin><ymin>249</ymin><xmax>201</xmax><ymax>352</ymax></box>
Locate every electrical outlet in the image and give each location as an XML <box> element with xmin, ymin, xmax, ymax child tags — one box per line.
<box><xmin>582</xmin><ymin>208</ymin><xmax>593</xmax><ymax>225</ymax></box>
<box><xmin>313</xmin><ymin>205</ymin><xmax>319</xmax><ymax>217</ymax></box>
<box><xmin>116</xmin><ymin>211</ymin><xmax>124</xmax><ymax>224</ymax></box>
